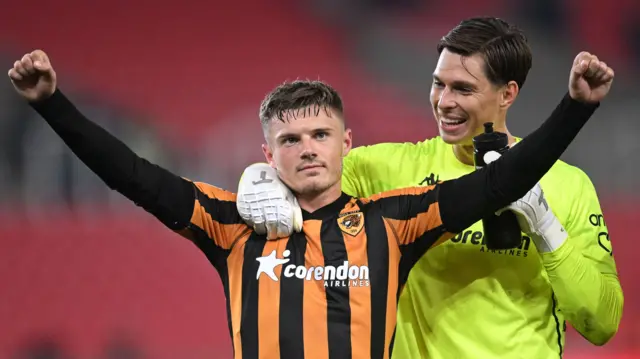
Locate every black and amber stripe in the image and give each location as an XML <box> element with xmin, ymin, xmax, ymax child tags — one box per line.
<box><xmin>181</xmin><ymin>187</ymin><xmax>451</xmax><ymax>359</ymax></box>
<box><xmin>174</xmin><ymin>181</ymin><xmax>252</xmax><ymax>358</ymax></box>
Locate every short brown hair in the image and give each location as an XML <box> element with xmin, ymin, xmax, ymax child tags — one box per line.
<box><xmin>437</xmin><ymin>17</ymin><xmax>533</xmax><ymax>89</ymax></box>
<box><xmin>259</xmin><ymin>80</ymin><xmax>344</xmax><ymax>128</ymax></box>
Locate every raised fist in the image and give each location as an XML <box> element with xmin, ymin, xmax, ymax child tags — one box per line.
<box><xmin>569</xmin><ymin>52</ymin><xmax>614</xmax><ymax>104</ymax></box>
<box><xmin>8</xmin><ymin>49</ymin><xmax>57</xmax><ymax>102</ymax></box>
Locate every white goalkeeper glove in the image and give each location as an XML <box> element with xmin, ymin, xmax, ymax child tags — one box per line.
<box><xmin>236</xmin><ymin>163</ymin><xmax>303</xmax><ymax>240</ymax></box>
<box><xmin>498</xmin><ymin>182</ymin><xmax>567</xmax><ymax>253</ymax></box>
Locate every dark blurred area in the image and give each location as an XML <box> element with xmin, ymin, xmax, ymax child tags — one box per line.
<box><xmin>0</xmin><ymin>0</ymin><xmax>637</xmax><ymax>358</ymax></box>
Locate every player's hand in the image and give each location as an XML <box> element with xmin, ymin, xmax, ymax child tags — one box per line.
<box><xmin>497</xmin><ymin>183</ymin><xmax>567</xmax><ymax>253</ymax></box>
<box><xmin>569</xmin><ymin>52</ymin><xmax>614</xmax><ymax>104</ymax></box>
<box><xmin>8</xmin><ymin>50</ymin><xmax>57</xmax><ymax>102</ymax></box>
<box><xmin>237</xmin><ymin>163</ymin><xmax>303</xmax><ymax>240</ymax></box>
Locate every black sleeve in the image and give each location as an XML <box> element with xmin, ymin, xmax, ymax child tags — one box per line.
<box><xmin>29</xmin><ymin>89</ymin><xmax>194</xmax><ymax>230</ymax></box>
<box><xmin>438</xmin><ymin>93</ymin><xmax>599</xmax><ymax>233</ymax></box>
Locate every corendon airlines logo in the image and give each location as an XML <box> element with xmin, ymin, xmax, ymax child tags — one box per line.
<box><xmin>256</xmin><ymin>250</ymin><xmax>370</xmax><ymax>287</ymax></box>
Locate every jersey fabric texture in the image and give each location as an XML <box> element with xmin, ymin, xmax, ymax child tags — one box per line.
<box><xmin>341</xmin><ymin>136</ymin><xmax>620</xmax><ymax>359</ymax></box>
<box><xmin>182</xmin><ymin>183</ymin><xmax>451</xmax><ymax>359</ymax></box>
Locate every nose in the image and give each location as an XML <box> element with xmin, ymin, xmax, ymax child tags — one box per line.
<box><xmin>299</xmin><ymin>136</ymin><xmax>317</xmax><ymax>160</ymax></box>
<box><xmin>437</xmin><ymin>87</ymin><xmax>456</xmax><ymax>110</ymax></box>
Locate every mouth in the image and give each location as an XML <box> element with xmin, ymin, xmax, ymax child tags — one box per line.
<box><xmin>298</xmin><ymin>164</ymin><xmax>324</xmax><ymax>172</ymax></box>
<box><xmin>439</xmin><ymin>116</ymin><xmax>468</xmax><ymax>131</ymax></box>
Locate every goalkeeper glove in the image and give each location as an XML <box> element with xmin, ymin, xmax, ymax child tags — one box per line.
<box><xmin>236</xmin><ymin>163</ymin><xmax>303</xmax><ymax>240</ymax></box>
<box><xmin>498</xmin><ymin>182</ymin><xmax>567</xmax><ymax>253</ymax></box>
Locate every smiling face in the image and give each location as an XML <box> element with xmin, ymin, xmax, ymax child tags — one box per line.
<box><xmin>430</xmin><ymin>49</ymin><xmax>508</xmax><ymax>145</ymax></box>
<box><xmin>431</xmin><ymin>17</ymin><xmax>533</xmax><ymax>146</ymax></box>
<box><xmin>262</xmin><ymin>106</ymin><xmax>351</xmax><ymax>197</ymax></box>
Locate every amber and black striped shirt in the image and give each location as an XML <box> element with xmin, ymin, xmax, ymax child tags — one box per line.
<box><xmin>182</xmin><ymin>181</ymin><xmax>453</xmax><ymax>359</ymax></box>
<box><xmin>31</xmin><ymin>89</ymin><xmax>598</xmax><ymax>359</ymax></box>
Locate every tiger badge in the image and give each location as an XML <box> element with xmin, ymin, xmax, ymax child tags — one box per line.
<box><xmin>338</xmin><ymin>212</ymin><xmax>364</xmax><ymax>237</ymax></box>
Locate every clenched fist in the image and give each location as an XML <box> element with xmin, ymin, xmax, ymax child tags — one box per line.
<box><xmin>569</xmin><ymin>52</ymin><xmax>614</xmax><ymax>104</ymax></box>
<box><xmin>8</xmin><ymin>50</ymin><xmax>57</xmax><ymax>102</ymax></box>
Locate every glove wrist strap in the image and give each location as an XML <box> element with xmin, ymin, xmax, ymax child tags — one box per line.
<box><xmin>534</xmin><ymin>216</ymin><xmax>568</xmax><ymax>253</ymax></box>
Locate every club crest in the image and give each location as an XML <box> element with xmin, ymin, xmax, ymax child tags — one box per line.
<box><xmin>338</xmin><ymin>211</ymin><xmax>364</xmax><ymax>237</ymax></box>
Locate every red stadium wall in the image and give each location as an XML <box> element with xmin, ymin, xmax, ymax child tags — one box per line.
<box><xmin>0</xmin><ymin>212</ymin><xmax>232</xmax><ymax>359</ymax></box>
<box><xmin>0</xmin><ymin>0</ymin><xmax>637</xmax><ymax>358</ymax></box>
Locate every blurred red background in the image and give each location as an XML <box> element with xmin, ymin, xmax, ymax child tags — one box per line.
<box><xmin>0</xmin><ymin>0</ymin><xmax>638</xmax><ymax>358</ymax></box>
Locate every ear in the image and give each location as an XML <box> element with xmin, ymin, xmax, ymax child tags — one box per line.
<box><xmin>499</xmin><ymin>81</ymin><xmax>520</xmax><ymax>110</ymax></box>
<box><xmin>262</xmin><ymin>144</ymin><xmax>277</xmax><ymax>169</ymax></box>
<box><xmin>343</xmin><ymin>128</ymin><xmax>353</xmax><ymax>157</ymax></box>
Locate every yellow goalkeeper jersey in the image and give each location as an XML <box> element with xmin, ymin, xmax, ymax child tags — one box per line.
<box><xmin>341</xmin><ymin>136</ymin><xmax>621</xmax><ymax>359</ymax></box>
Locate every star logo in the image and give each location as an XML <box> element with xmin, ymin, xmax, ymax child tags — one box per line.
<box><xmin>256</xmin><ymin>249</ymin><xmax>291</xmax><ymax>281</ymax></box>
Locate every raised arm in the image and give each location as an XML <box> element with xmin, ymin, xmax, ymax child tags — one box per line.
<box><xmin>8</xmin><ymin>50</ymin><xmax>194</xmax><ymax>229</ymax></box>
<box><xmin>438</xmin><ymin>52</ymin><xmax>612</xmax><ymax>233</ymax></box>
<box><xmin>370</xmin><ymin>88</ymin><xmax>598</xmax><ymax>272</ymax></box>
<box><xmin>8</xmin><ymin>50</ymin><xmax>247</xmax><ymax>258</ymax></box>
<box><xmin>372</xmin><ymin>53</ymin><xmax>613</xmax><ymax>285</ymax></box>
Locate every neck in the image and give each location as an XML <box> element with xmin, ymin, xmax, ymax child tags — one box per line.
<box><xmin>453</xmin><ymin>127</ymin><xmax>516</xmax><ymax>166</ymax></box>
<box><xmin>296</xmin><ymin>182</ymin><xmax>343</xmax><ymax>213</ymax></box>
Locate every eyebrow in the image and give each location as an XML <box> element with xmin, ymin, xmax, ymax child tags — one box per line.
<box><xmin>432</xmin><ymin>74</ymin><xmax>478</xmax><ymax>90</ymax></box>
<box><xmin>275</xmin><ymin>132</ymin><xmax>297</xmax><ymax>142</ymax></box>
<box><xmin>275</xmin><ymin>127</ymin><xmax>333</xmax><ymax>141</ymax></box>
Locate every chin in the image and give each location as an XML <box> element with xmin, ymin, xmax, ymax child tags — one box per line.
<box><xmin>295</xmin><ymin>180</ymin><xmax>323</xmax><ymax>194</ymax></box>
<box><xmin>439</xmin><ymin>125</ymin><xmax>477</xmax><ymax>145</ymax></box>
<box><xmin>300</xmin><ymin>177</ymin><xmax>339</xmax><ymax>196</ymax></box>
<box><xmin>440</xmin><ymin>131</ymin><xmax>467</xmax><ymax>145</ymax></box>
<box><xmin>297</xmin><ymin>185</ymin><xmax>324</xmax><ymax>197</ymax></box>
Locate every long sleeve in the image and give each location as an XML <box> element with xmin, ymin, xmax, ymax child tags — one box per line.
<box><xmin>29</xmin><ymin>89</ymin><xmax>195</xmax><ymax>230</ymax></box>
<box><xmin>438</xmin><ymin>93</ymin><xmax>599</xmax><ymax>233</ymax></box>
<box><xmin>541</xmin><ymin>169</ymin><xmax>622</xmax><ymax>345</ymax></box>
<box><xmin>542</xmin><ymin>241</ymin><xmax>623</xmax><ymax>345</ymax></box>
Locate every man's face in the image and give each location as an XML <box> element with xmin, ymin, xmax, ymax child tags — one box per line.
<box><xmin>262</xmin><ymin>107</ymin><xmax>352</xmax><ymax>197</ymax></box>
<box><xmin>430</xmin><ymin>49</ymin><xmax>512</xmax><ymax>145</ymax></box>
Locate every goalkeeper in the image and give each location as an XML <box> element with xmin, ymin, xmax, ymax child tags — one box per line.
<box><xmin>237</xmin><ymin>17</ymin><xmax>623</xmax><ymax>359</ymax></box>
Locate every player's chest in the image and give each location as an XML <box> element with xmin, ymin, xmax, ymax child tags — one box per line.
<box><xmin>432</xmin><ymin>220</ymin><xmax>538</xmax><ymax>263</ymax></box>
<box><xmin>228</xmin><ymin>225</ymin><xmax>381</xmax><ymax>290</ymax></box>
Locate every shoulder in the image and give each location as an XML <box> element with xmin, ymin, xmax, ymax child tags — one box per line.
<box><xmin>347</xmin><ymin>137</ymin><xmax>443</xmax><ymax>161</ymax></box>
<box><xmin>542</xmin><ymin>159</ymin><xmax>594</xmax><ymax>192</ymax></box>
<box><xmin>348</xmin><ymin>141</ymin><xmax>418</xmax><ymax>158</ymax></box>
<box><xmin>512</xmin><ymin>137</ymin><xmax>592</xmax><ymax>191</ymax></box>
<box><xmin>511</xmin><ymin>136</ymin><xmax>599</xmax><ymax>213</ymax></box>
<box><xmin>192</xmin><ymin>181</ymin><xmax>237</xmax><ymax>202</ymax></box>
<box><xmin>358</xmin><ymin>185</ymin><xmax>437</xmax><ymax>204</ymax></box>
<box><xmin>540</xmin><ymin>160</ymin><xmax>599</xmax><ymax>221</ymax></box>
